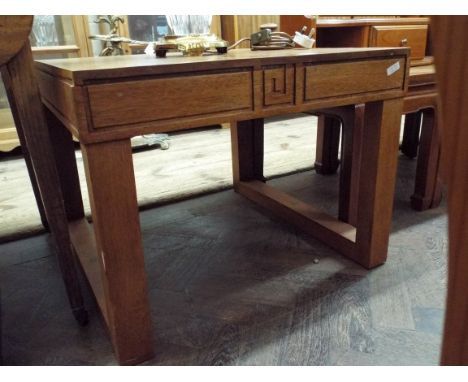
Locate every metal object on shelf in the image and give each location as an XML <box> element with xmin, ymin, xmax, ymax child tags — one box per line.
<box><xmin>228</xmin><ymin>23</ymin><xmax>314</xmax><ymax>51</ymax></box>
<box><xmin>90</xmin><ymin>15</ymin><xmax>149</xmax><ymax>56</ymax></box>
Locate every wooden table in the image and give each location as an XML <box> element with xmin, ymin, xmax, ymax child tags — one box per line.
<box><xmin>35</xmin><ymin>47</ymin><xmax>409</xmax><ymax>365</ymax></box>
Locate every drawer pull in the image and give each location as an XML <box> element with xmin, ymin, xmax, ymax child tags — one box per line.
<box><xmin>400</xmin><ymin>38</ymin><xmax>408</xmax><ymax>47</ymax></box>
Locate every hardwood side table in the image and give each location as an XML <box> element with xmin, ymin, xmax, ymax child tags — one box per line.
<box><xmin>35</xmin><ymin>47</ymin><xmax>409</xmax><ymax>364</ymax></box>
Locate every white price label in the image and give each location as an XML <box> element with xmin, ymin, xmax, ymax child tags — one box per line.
<box><xmin>386</xmin><ymin>61</ymin><xmax>401</xmax><ymax>76</ymax></box>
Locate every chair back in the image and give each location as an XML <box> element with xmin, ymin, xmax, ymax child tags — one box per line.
<box><xmin>0</xmin><ymin>16</ymin><xmax>33</xmax><ymax>66</ymax></box>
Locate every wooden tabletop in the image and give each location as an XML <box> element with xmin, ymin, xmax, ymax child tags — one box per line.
<box><xmin>317</xmin><ymin>17</ymin><xmax>430</xmax><ymax>28</ymax></box>
<box><xmin>35</xmin><ymin>47</ymin><xmax>409</xmax><ymax>84</ymax></box>
<box><xmin>409</xmin><ymin>64</ymin><xmax>435</xmax><ymax>86</ymax></box>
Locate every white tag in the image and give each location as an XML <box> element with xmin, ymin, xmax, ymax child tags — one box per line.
<box><xmin>293</xmin><ymin>32</ymin><xmax>314</xmax><ymax>49</ymax></box>
<box><xmin>144</xmin><ymin>43</ymin><xmax>155</xmax><ymax>56</ymax></box>
<box><xmin>386</xmin><ymin>61</ymin><xmax>400</xmax><ymax>76</ymax></box>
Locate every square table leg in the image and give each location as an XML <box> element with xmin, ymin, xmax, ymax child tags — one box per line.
<box><xmin>230</xmin><ymin>118</ymin><xmax>265</xmax><ymax>184</ymax></box>
<box><xmin>315</xmin><ymin>105</ymin><xmax>364</xmax><ymax>226</ymax></box>
<box><xmin>410</xmin><ymin>107</ymin><xmax>443</xmax><ymax>210</ymax></box>
<box><xmin>355</xmin><ymin>99</ymin><xmax>403</xmax><ymax>268</ymax></box>
<box><xmin>401</xmin><ymin>111</ymin><xmax>422</xmax><ymax>159</ymax></box>
<box><xmin>79</xmin><ymin>139</ymin><xmax>154</xmax><ymax>365</ymax></box>
<box><xmin>314</xmin><ymin>115</ymin><xmax>341</xmax><ymax>175</ymax></box>
<box><xmin>45</xmin><ymin>108</ymin><xmax>85</xmax><ymax>221</ymax></box>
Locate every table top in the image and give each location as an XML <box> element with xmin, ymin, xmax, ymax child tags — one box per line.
<box><xmin>35</xmin><ymin>47</ymin><xmax>409</xmax><ymax>84</ymax></box>
<box><xmin>409</xmin><ymin>64</ymin><xmax>435</xmax><ymax>86</ymax></box>
<box><xmin>317</xmin><ymin>17</ymin><xmax>430</xmax><ymax>28</ymax></box>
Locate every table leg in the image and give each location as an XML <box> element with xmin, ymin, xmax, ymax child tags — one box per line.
<box><xmin>1</xmin><ymin>42</ymin><xmax>87</xmax><ymax>325</ymax></box>
<box><xmin>314</xmin><ymin>115</ymin><xmax>341</xmax><ymax>175</ymax></box>
<box><xmin>80</xmin><ymin>139</ymin><xmax>154</xmax><ymax>365</ymax></box>
<box><xmin>44</xmin><ymin>108</ymin><xmax>85</xmax><ymax>221</ymax></box>
<box><xmin>314</xmin><ymin>106</ymin><xmax>360</xmax><ymax>224</ymax></box>
<box><xmin>401</xmin><ymin>111</ymin><xmax>422</xmax><ymax>159</ymax></box>
<box><xmin>337</xmin><ymin>105</ymin><xmax>364</xmax><ymax>226</ymax></box>
<box><xmin>355</xmin><ymin>99</ymin><xmax>403</xmax><ymax>268</ymax></box>
<box><xmin>230</xmin><ymin>118</ymin><xmax>265</xmax><ymax>184</ymax></box>
<box><xmin>410</xmin><ymin>108</ymin><xmax>443</xmax><ymax>210</ymax></box>
<box><xmin>350</xmin><ymin>105</ymin><xmax>365</xmax><ymax>227</ymax></box>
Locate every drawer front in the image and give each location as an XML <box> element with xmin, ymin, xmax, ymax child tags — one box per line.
<box><xmin>88</xmin><ymin>70</ymin><xmax>253</xmax><ymax>129</ymax></box>
<box><xmin>263</xmin><ymin>64</ymin><xmax>294</xmax><ymax>106</ymax></box>
<box><xmin>369</xmin><ymin>25</ymin><xmax>428</xmax><ymax>60</ymax></box>
<box><xmin>304</xmin><ymin>58</ymin><xmax>406</xmax><ymax>101</ymax></box>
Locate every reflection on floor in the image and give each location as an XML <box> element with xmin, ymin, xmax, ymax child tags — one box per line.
<box><xmin>0</xmin><ymin>156</ymin><xmax>447</xmax><ymax>365</ymax></box>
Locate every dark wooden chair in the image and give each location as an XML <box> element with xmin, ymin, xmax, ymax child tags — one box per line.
<box><xmin>0</xmin><ymin>16</ymin><xmax>87</xmax><ymax>325</ymax></box>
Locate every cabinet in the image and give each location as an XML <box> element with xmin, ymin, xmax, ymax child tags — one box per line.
<box><xmin>368</xmin><ymin>25</ymin><xmax>428</xmax><ymax>59</ymax></box>
<box><xmin>313</xmin><ymin>17</ymin><xmax>430</xmax><ymax>59</ymax></box>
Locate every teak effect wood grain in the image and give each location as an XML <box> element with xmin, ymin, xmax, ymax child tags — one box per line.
<box><xmin>81</xmin><ymin>139</ymin><xmax>154</xmax><ymax>365</ymax></box>
<box><xmin>35</xmin><ymin>48</ymin><xmax>408</xmax><ymax>145</ymax></box>
<box><xmin>317</xmin><ymin>17</ymin><xmax>430</xmax><ymax>29</ymax></box>
<box><xmin>369</xmin><ymin>25</ymin><xmax>428</xmax><ymax>60</ymax></box>
<box><xmin>304</xmin><ymin>58</ymin><xmax>405</xmax><ymax>100</ymax></box>
<box><xmin>35</xmin><ymin>47</ymin><xmax>408</xmax><ymax>83</ymax></box>
<box><xmin>35</xmin><ymin>46</ymin><xmax>409</xmax><ymax>364</ymax></box>
<box><xmin>88</xmin><ymin>70</ymin><xmax>254</xmax><ymax>128</ymax></box>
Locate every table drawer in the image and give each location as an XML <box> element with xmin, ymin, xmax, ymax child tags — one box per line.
<box><xmin>304</xmin><ymin>58</ymin><xmax>406</xmax><ymax>101</ymax></box>
<box><xmin>87</xmin><ymin>70</ymin><xmax>253</xmax><ymax>129</ymax></box>
<box><xmin>369</xmin><ymin>25</ymin><xmax>428</xmax><ymax>60</ymax></box>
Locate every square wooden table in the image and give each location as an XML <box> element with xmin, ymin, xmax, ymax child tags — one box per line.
<box><xmin>35</xmin><ymin>47</ymin><xmax>409</xmax><ymax>364</ymax></box>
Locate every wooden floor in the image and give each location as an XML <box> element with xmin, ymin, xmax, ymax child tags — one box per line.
<box><xmin>0</xmin><ymin>156</ymin><xmax>447</xmax><ymax>365</ymax></box>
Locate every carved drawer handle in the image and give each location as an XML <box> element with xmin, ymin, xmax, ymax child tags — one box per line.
<box><xmin>400</xmin><ymin>38</ymin><xmax>408</xmax><ymax>47</ymax></box>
